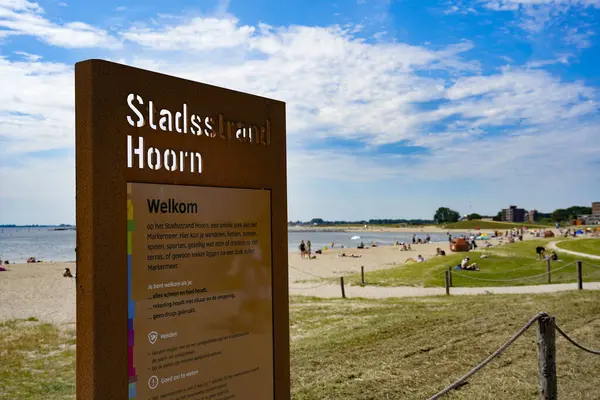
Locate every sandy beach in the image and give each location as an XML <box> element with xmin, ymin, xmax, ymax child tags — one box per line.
<box><xmin>0</xmin><ymin>262</ymin><xmax>76</xmax><ymax>326</ymax></box>
<box><xmin>0</xmin><ymin>235</ymin><xmax>516</xmax><ymax>324</ymax></box>
<box><xmin>288</xmin><ymin>241</ymin><xmax>450</xmax><ymax>282</ymax></box>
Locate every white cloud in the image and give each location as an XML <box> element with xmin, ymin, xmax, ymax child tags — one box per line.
<box><xmin>481</xmin><ymin>0</ymin><xmax>600</xmax><ymax>33</ymax></box>
<box><xmin>115</xmin><ymin>6</ymin><xmax>127</xmax><ymax>12</ymax></box>
<box><xmin>0</xmin><ymin>0</ymin><xmax>121</xmax><ymax>49</ymax></box>
<box><xmin>121</xmin><ymin>16</ymin><xmax>255</xmax><ymax>51</ymax></box>
<box><xmin>0</xmin><ymin>57</ymin><xmax>74</xmax><ymax>154</ymax></box>
<box><xmin>0</xmin><ymin>7</ymin><xmax>598</xmax><ymax>221</ymax></box>
<box><xmin>13</xmin><ymin>50</ymin><xmax>41</xmax><ymax>61</ymax></box>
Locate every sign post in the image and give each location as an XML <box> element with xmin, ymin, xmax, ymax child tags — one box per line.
<box><xmin>75</xmin><ymin>59</ymin><xmax>289</xmax><ymax>400</ymax></box>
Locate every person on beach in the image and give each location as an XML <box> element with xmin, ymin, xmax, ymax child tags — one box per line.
<box><xmin>536</xmin><ymin>246</ymin><xmax>546</xmax><ymax>260</ymax></box>
<box><xmin>412</xmin><ymin>234</ymin><xmax>416</xmax><ymax>244</ymax></box>
<box><xmin>426</xmin><ymin>234</ymin><xmax>431</xmax><ymax>243</ymax></box>
<box><xmin>417</xmin><ymin>255</ymin><xmax>425</xmax><ymax>263</ymax></box>
<box><xmin>299</xmin><ymin>241</ymin><xmax>306</xmax><ymax>259</ymax></box>
<box><xmin>307</xmin><ymin>241</ymin><xmax>312</xmax><ymax>260</ymax></box>
<box><xmin>63</xmin><ymin>268</ymin><xmax>73</xmax><ymax>278</ymax></box>
<box><xmin>460</xmin><ymin>256</ymin><xmax>479</xmax><ymax>270</ymax></box>
<box><xmin>436</xmin><ymin>247</ymin><xmax>446</xmax><ymax>256</ymax></box>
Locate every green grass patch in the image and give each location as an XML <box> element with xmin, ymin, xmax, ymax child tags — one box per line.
<box><xmin>291</xmin><ymin>291</ymin><xmax>600</xmax><ymax>399</ymax></box>
<box><xmin>556</xmin><ymin>239</ymin><xmax>600</xmax><ymax>257</ymax></box>
<box><xmin>0</xmin><ymin>319</ymin><xmax>75</xmax><ymax>400</ymax></box>
<box><xmin>441</xmin><ymin>220</ymin><xmax>548</xmax><ymax>230</ymax></box>
<box><xmin>346</xmin><ymin>239</ymin><xmax>600</xmax><ymax>287</ymax></box>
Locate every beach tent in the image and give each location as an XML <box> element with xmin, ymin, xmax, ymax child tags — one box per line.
<box><xmin>575</xmin><ymin>230</ymin><xmax>584</xmax><ymax>235</ymax></box>
<box><xmin>450</xmin><ymin>238</ymin><xmax>470</xmax><ymax>252</ymax></box>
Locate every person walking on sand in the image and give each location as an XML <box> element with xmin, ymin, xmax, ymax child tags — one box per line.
<box><xmin>412</xmin><ymin>234</ymin><xmax>416</xmax><ymax>244</ymax></box>
<box><xmin>299</xmin><ymin>240</ymin><xmax>306</xmax><ymax>259</ymax></box>
<box><xmin>307</xmin><ymin>241</ymin><xmax>312</xmax><ymax>260</ymax></box>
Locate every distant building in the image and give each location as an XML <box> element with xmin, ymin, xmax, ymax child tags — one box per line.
<box><xmin>578</xmin><ymin>214</ymin><xmax>600</xmax><ymax>225</ymax></box>
<box><xmin>592</xmin><ymin>202</ymin><xmax>600</xmax><ymax>215</ymax></box>
<box><xmin>501</xmin><ymin>205</ymin><xmax>526</xmax><ymax>223</ymax></box>
<box><xmin>528</xmin><ymin>209</ymin><xmax>537</xmax><ymax>223</ymax></box>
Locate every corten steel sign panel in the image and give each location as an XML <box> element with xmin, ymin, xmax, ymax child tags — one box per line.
<box><xmin>75</xmin><ymin>59</ymin><xmax>289</xmax><ymax>400</ymax></box>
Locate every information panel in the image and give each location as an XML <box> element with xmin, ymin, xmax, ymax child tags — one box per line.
<box><xmin>127</xmin><ymin>183</ymin><xmax>273</xmax><ymax>400</ymax></box>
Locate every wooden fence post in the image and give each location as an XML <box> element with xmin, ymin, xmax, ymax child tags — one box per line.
<box><xmin>445</xmin><ymin>271</ymin><xmax>450</xmax><ymax>295</ymax></box>
<box><xmin>546</xmin><ymin>259</ymin><xmax>552</xmax><ymax>284</ymax></box>
<box><xmin>537</xmin><ymin>315</ymin><xmax>557</xmax><ymax>400</ymax></box>
<box><xmin>361</xmin><ymin>266</ymin><xmax>365</xmax><ymax>285</ymax></box>
<box><xmin>340</xmin><ymin>277</ymin><xmax>346</xmax><ymax>299</ymax></box>
<box><xmin>448</xmin><ymin>266</ymin><xmax>453</xmax><ymax>287</ymax></box>
<box><xmin>577</xmin><ymin>260</ymin><xmax>583</xmax><ymax>290</ymax></box>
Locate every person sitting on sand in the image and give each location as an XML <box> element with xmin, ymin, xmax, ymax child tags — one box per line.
<box><xmin>417</xmin><ymin>255</ymin><xmax>425</xmax><ymax>263</ymax></box>
<box><xmin>436</xmin><ymin>247</ymin><xmax>446</xmax><ymax>256</ymax></box>
<box><xmin>338</xmin><ymin>253</ymin><xmax>347</xmax><ymax>258</ymax></box>
<box><xmin>400</xmin><ymin>243</ymin><xmax>408</xmax><ymax>251</ymax></box>
<box><xmin>357</xmin><ymin>242</ymin><xmax>365</xmax><ymax>249</ymax></box>
<box><xmin>63</xmin><ymin>268</ymin><xmax>73</xmax><ymax>278</ymax></box>
<box><xmin>550</xmin><ymin>251</ymin><xmax>558</xmax><ymax>261</ymax></box>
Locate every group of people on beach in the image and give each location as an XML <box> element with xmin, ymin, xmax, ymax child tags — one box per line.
<box><xmin>298</xmin><ymin>240</ymin><xmax>313</xmax><ymax>259</ymax></box>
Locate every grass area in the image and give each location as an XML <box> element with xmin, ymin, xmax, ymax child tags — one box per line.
<box><xmin>556</xmin><ymin>239</ymin><xmax>600</xmax><ymax>257</ymax></box>
<box><xmin>2</xmin><ymin>293</ymin><xmax>600</xmax><ymax>399</ymax></box>
<box><xmin>441</xmin><ymin>220</ymin><xmax>548</xmax><ymax>230</ymax></box>
<box><xmin>0</xmin><ymin>319</ymin><xmax>76</xmax><ymax>400</ymax></box>
<box><xmin>291</xmin><ymin>292</ymin><xmax>600</xmax><ymax>399</ymax></box>
<box><xmin>344</xmin><ymin>239</ymin><xmax>600</xmax><ymax>287</ymax></box>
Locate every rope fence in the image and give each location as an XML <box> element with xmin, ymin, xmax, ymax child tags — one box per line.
<box><xmin>451</xmin><ymin>261</ymin><xmax>575</xmax><ymax>283</ymax></box>
<box><xmin>428</xmin><ymin>312</ymin><xmax>600</xmax><ymax>399</ymax></box>
<box><xmin>555</xmin><ymin>325</ymin><xmax>600</xmax><ymax>355</ymax></box>
<box><xmin>288</xmin><ymin>259</ymin><xmax>600</xmax><ymax>298</ymax></box>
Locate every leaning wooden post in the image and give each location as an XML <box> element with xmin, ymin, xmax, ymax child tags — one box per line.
<box><xmin>448</xmin><ymin>266</ymin><xmax>453</xmax><ymax>287</ymax></box>
<box><xmin>361</xmin><ymin>266</ymin><xmax>365</xmax><ymax>285</ymax></box>
<box><xmin>537</xmin><ymin>315</ymin><xmax>557</xmax><ymax>400</ymax></box>
<box><xmin>577</xmin><ymin>260</ymin><xmax>583</xmax><ymax>290</ymax></box>
<box><xmin>340</xmin><ymin>277</ymin><xmax>346</xmax><ymax>299</ymax></box>
<box><xmin>445</xmin><ymin>270</ymin><xmax>450</xmax><ymax>295</ymax></box>
<box><xmin>546</xmin><ymin>259</ymin><xmax>552</xmax><ymax>284</ymax></box>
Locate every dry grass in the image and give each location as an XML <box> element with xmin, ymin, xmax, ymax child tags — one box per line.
<box><xmin>290</xmin><ymin>291</ymin><xmax>600</xmax><ymax>399</ymax></box>
<box><xmin>0</xmin><ymin>318</ymin><xmax>75</xmax><ymax>400</ymax></box>
<box><xmin>2</xmin><ymin>292</ymin><xmax>600</xmax><ymax>399</ymax></box>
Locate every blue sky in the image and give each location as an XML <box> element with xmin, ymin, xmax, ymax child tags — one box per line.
<box><xmin>0</xmin><ymin>0</ymin><xmax>599</xmax><ymax>224</ymax></box>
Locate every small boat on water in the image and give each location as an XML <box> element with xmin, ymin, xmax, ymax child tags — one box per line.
<box><xmin>350</xmin><ymin>235</ymin><xmax>361</xmax><ymax>240</ymax></box>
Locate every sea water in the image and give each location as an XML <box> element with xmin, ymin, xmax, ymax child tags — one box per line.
<box><xmin>0</xmin><ymin>227</ymin><xmax>463</xmax><ymax>263</ymax></box>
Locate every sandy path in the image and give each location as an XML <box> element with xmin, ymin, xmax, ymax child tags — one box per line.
<box><xmin>549</xmin><ymin>241</ymin><xmax>600</xmax><ymax>261</ymax></box>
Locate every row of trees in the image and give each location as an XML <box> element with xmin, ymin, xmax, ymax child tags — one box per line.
<box><xmin>291</xmin><ymin>205</ymin><xmax>595</xmax><ymax>227</ymax></box>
